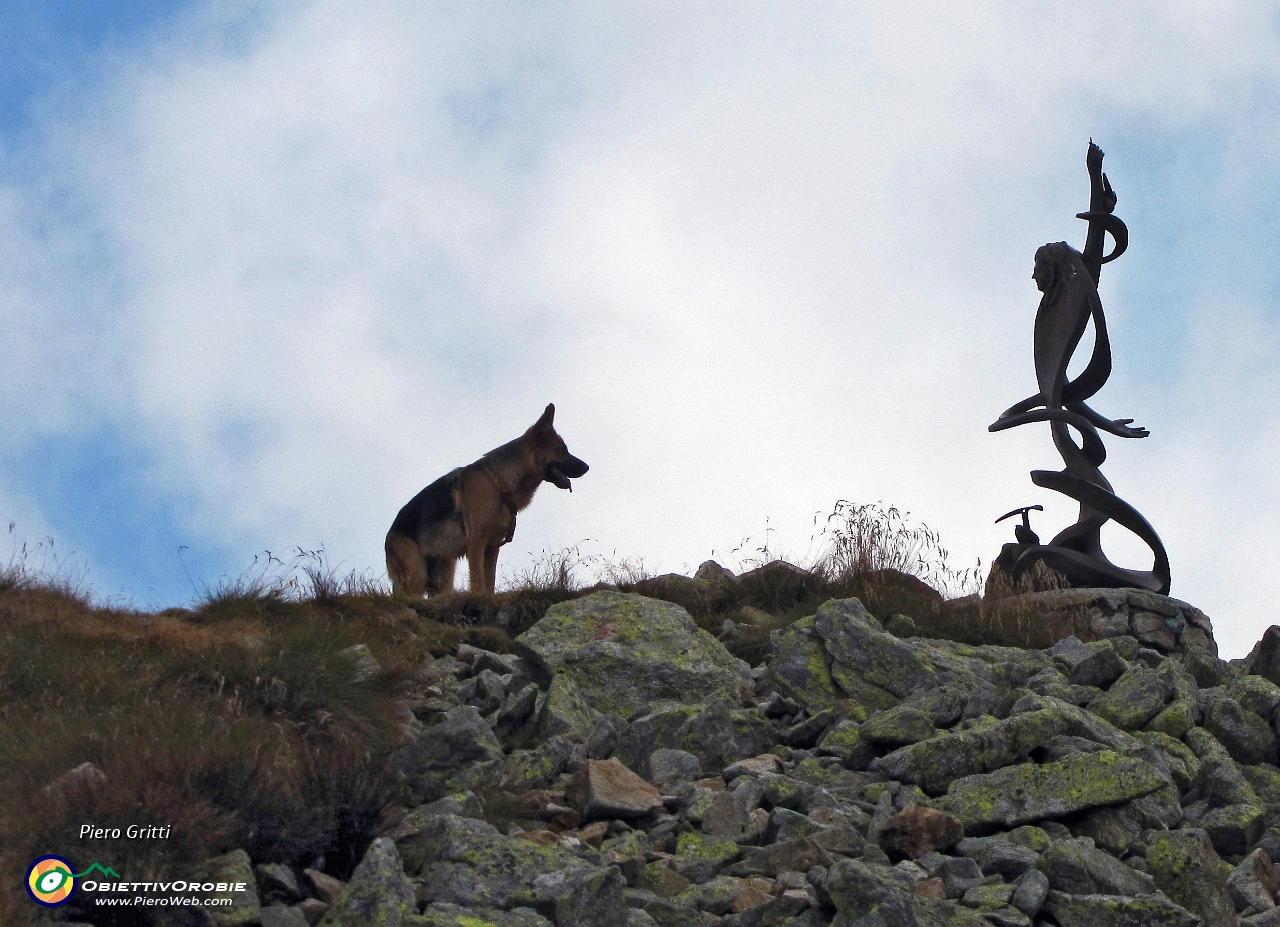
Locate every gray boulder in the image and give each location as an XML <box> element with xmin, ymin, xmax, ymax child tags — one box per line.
<box><xmin>1037</xmin><ymin>838</ymin><xmax>1155</xmax><ymax>896</ymax></box>
<box><xmin>1228</xmin><ymin>847</ymin><xmax>1280</xmax><ymax>914</ymax></box>
<box><xmin>1144</xmin><ymin>828</ymin><xmax>1236</xmax><ymax>927</ymax></box>
<box><xmin>395</xmin><ymin>814</ymin><xmax>599</xmax><ymax>914</ymax></box>
<box><xmin>1202</xmin><ymin>695</ymin><xmax>1278</xmax><ymax>765</ymax></box>
<box><xmin>317</xmin><ymin>838</ymin><xmax>414</xmax><ymax>927</ymax></box>
<box><xmin>390</xmin><ymin>705</ymin><xmax>503</xmax><ymax>803</ymax></box>
<box><xmin>200</xmin><ymin>849</ymin><xmax>259</xmax><ymax>926</ymax></box>
<box><xmin>555</xmin><ymin>866</ymin><xmax>629</xmax><ymax>927</ymax></box>
<box><xmin>1249</xmin><ymin>626</ymin><xmax>1280</xmax><ymax>687</ymax></box>
<box><xmin>1087</xmin><ymin>663</ymin><xmax>1175</xmax><ymax>731</ymax></box>
<box><xmin>518</xmin><ymin>592</ymin><xmax>750</xmax><ymax>720</ymax></box>
<box><xmin>534</xmin><ymin>674</ymin><xmax>605</xmax><ymax>742</ymax></box>
<box><xmin>814</xmin><ymin>598</ymin><xmax>940</xmax><ymax>705</ymax></box>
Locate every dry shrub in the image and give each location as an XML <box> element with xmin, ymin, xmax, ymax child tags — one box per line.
<box><xmin>813</xmin><ymin>500</ymin><xmax>982</xmax><ymax>599</ymax></box>
<box><xmin>0</xmin><ymin>572</ymin><xmax>413</xmax><ymax>925</ymax></box>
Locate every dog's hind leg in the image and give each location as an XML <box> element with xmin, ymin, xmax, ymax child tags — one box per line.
<box><xmin>425</xmin><ymin>556</ymin><xmax>457</xmax><ymax>596</ymax></box>
<box><xmin>385</xmin><ymin>533</ymin><xmax>428</xmax><ymax>597</ymax></box>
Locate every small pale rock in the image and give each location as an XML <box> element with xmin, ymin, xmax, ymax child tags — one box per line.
<box><xmin>304</xmin><ymin>870</ymin><xmax>345</xmax><ymax>905</ymax></box>
<box><xmin>579</xmin><ymin>759</ymin><xmax>663</xmax><ymax>822</ymax></box>
<box><xmin>723</xmin><ymin>755</ymin><xmax>783</xmax><ymax>779</ymax></box>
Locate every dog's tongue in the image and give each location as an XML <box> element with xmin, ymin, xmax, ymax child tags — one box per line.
<box><xmin>547</xmin><ymin>464</ymin><xmax>572</xmax><ymax>490</ymax></box>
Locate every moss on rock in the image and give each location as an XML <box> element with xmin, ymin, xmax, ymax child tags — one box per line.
<box><xmin>930</xmin><ymin>751</ymin><xmax>1163</xmax><ymax>835</ymax></box>
<box><xmin>518</xmin><ymin>592</ymin><xmax>749</xmax><ymax>721</ymax></box>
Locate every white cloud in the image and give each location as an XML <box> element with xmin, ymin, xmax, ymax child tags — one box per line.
<box><xmin>3</xmin><ymin>2</ymin><xmax>1280</xmax><ymax>655</ymax></box>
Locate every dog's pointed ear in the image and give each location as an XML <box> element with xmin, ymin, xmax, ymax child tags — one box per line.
<box><xmin>534</xmin><ymin>403</ymin><xmax>555</xmax><ymax>431</ymax></box>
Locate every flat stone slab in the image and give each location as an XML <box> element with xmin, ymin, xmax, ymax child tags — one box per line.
<box><xmin>929</xmin><ymin>751</ymin><xmax>1164</xmax><ymax>835</ymax></box>
<box><xmin>1042</xmin><ymin>890</ymin><xmax>1200</xmax><ymax>927</ymax></box>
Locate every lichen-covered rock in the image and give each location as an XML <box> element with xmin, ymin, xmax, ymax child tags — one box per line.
<box><xmin>929</xmin><ymin>750</ymin><xmax>1164</xmax><ymax>835</ymax></box>
<box><xmin>613</xmin><ymin>698</ymin><xmax>775</xmax><ymax>778</ymax></box>
<box><xmin>823</xmin><ymin>858</ymin><xmax>918</xmax><ymax>924</ymax></box>
<box><xmin>764</xmin><ymin>617</ymin><xmax>843</xmax><ymax>714</ymax></box>
<box><xmin>1202</xmin><ymin>695</ymin><xmax>1278</xmax><ymax>766</ymax></box>
<box><xmin>395</xmin><ymin>814</ymin><xmax>599</xmax><ymax>913</ymax></box>
<box><xmin>1069</xmin><ymin>645</ymin><xmax>1128</xmax><ymax>689</ymax></box>
<box><xmin>1041</xmin><ymin>890</ymin><xmax>1201</xmax><ymax>927</ymax></box>
<box><xmin>518</xmin><ymin>592</ymin><xmax>750</xmax><ymax>720</ymax></box>
<box><xmin>1011</xmin><ymin>869</ymin><xmax>1050</xmax><ymax>917</ymax></box>
<box><xmin>534</xmin><ymin>674</ymin><xmax>604</xmax><ymax>742</ymax></box>
<box><xmin>672</xmin><ymin>832</ymin><xmax>741</xmax><ymax>883</ymax></box>
<box><xmin>1037</xmin><ymin>838</ymin><xmax>1155</xmax><ymax>896</ymax></box>
<box><xmin>391</xmin><ymin>705</ymin><xmax>504</xmax><ymax>803</ymax></box>
<box><xmin>1087</xmin><ymin>663</ymin><xmax>1175</xmax><ymax>730</ymax></box>
<box><xmin>317</xmin><ymin>838</ymin><xmax>414</xmax><ymax>927</ymax></box>
<box><xmin>1228</xmin><ymin>673</ymin><xmax>1280</xmax><ymax>719</ymax></box>
<box><xmin>858</xmin><ymin>705</ymin><xmax>936</xmax><ymax>746</ymax></box>
<box><xmin>555</xmin><ymin>865</ymin><xmax>629</xmax><ymax>927</ymax></box>
<box><xmin>813</xmin><ymin>598</ymin><xmax>939</xmax><ymax>703</ymax></box>
<box><xmin>870</xmin><ymin>708</ymin><xmax>1065</xmax><ymax>794</ymax></box>
<box><xmin>1143</xmin><ymin>828</ymin><xmax>1235</xmax><ymax>927</ymax></box>
<box><xmin>202</xmin><ymin>849</ymin><xmax>260</xmax><ymax>926</ymax></box>
<box><xmin>415</xmin><ymin>903</ymin><xmax>551</xmax><ymax>926</ymax></box>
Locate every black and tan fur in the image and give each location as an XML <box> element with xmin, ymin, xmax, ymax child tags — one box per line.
<box><xmin>385</xmin><ymin>404</ymin><xmax>589</xmax><ymax>597</ymax></box>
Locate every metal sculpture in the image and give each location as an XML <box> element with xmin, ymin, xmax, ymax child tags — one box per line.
<box><xmin>989</xmin><ymin>142</ymin><xmax>1170</xmax><ymax>595</ymax></box>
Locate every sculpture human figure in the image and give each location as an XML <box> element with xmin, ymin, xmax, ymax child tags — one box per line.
<box><xmin>989</xmin><ymin>143</ymin><xmax>1169</xmax><ymax>595</ymax></box>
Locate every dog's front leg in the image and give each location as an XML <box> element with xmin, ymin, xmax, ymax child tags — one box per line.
<box><xmin>482</xmin><ymin>544</ymin><xmax>502</xmax><ymax>595</ymax></box>
<box><xmin>466</xmin><ymin>537</ymin><xmax>491</xmax><ymax>594</ymax></box>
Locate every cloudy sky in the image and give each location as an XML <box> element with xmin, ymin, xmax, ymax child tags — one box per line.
<box><xmin>2</xmin><ymin>3</ymin><xmax>1278</xmax><ymax>658</ymax></box>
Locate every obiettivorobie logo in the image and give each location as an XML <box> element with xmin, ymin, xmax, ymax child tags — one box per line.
<box><xmin>25</xmin><ymin>857</ymin><xmax>120</xmax><ymax>907</ymax></box>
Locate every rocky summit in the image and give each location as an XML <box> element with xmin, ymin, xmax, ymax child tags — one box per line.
<box><xmin>197</xmin><ymin>583</ymin><xmax>1280</xmax><ymax>927</ymax></box>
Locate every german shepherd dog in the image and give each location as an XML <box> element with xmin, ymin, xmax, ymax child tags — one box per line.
<box><xmin>385</xmin><ymin>404</ymin><xmax>589</xmax><ymax>597</ymax></box>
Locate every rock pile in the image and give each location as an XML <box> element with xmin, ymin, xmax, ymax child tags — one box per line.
<box><xmin>201</xmin><ymin>582</ymin><xmax>1280</xmax><ymax>927</ymax></box>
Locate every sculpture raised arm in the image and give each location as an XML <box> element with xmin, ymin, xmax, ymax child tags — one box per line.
<box><xmin>987</xmin><ymin>143</ymin><xmax>1169</xmax><ymax>596</ymax></box>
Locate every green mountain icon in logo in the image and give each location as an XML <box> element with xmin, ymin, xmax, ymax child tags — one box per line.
<box><xmin>72</xmin><ymin>863</ymin><xmax>121</xmax><ymax>879</ymax></box>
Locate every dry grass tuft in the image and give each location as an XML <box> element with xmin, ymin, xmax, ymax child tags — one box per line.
<box><xmin>0</xmin><ymin>560</ymin><xmax>420</xmax><ymax>925</ymax></box>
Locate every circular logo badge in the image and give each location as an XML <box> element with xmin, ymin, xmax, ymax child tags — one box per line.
<box><xmin>26</xmin><ymin>856</ymin><xmax>76</xmax><ymax>907</ymax></box>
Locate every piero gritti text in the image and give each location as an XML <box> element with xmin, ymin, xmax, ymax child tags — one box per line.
<box><xmin>80</xmin><ymin>824</ymin><xmax>172</xmax><ymax>839</ymax></box>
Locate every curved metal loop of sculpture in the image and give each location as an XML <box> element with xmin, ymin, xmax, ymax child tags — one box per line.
<box><xmin>989</xmin><ymin>143</ymin><xmax>1170</xmax><ymax>595</ymax></box>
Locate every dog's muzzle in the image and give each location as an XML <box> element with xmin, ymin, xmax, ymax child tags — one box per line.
<box><xmin>546</xmin><ymin>456</ymin><xmax>589</xmax><ymax>491</ymax></box>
